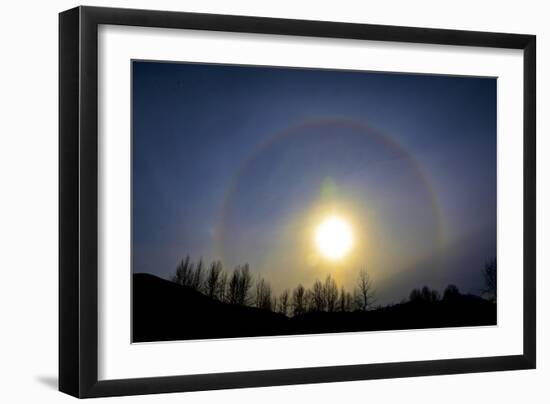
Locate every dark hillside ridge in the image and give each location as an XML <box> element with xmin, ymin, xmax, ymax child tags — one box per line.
<box><xmin>133</xmin><ymin>273</ymin><xmax>496</xmax><ymax>343</ymax></box>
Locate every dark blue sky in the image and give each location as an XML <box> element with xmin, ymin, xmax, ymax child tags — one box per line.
<box><xmin>132</xmin><ymin>61</ymin><xmax>496</xmax><ymax>304</ymax></box>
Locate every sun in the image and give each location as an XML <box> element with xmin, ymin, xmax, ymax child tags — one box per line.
<box><xmin>315</xmin><ymin>216</ymin><xmax>353</xmax><ymax>260</ymax></box>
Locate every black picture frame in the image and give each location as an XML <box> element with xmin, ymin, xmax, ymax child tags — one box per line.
<box><xmin>59</xmin><ymin>5</ymin><xmax>536</xmax><ymax>398</ymax></box>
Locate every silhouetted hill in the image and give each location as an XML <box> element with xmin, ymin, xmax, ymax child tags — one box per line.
<box><xmin>289</xmin><ymin>296</ymin><xmax>495</xmax><ymax>335</ymax></box>
<box><xmin>133</xmin><ymin>273</ymin><xmax>289</xmax><ymax>342</ymax></box>
<box><xmin>133</xmin><ymin>273</ymin><xmax>496</xmax><ymax>342</ymax></box>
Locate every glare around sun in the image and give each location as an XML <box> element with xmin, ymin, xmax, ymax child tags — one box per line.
<box><xmin>315</xmin><ymin>216</ymin><xmax>353</xmax><ymax>260</ymax></box>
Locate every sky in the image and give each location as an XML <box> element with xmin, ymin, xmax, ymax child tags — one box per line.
<box><xmin>132</xmin><ymin>60</ymin><xmax>496</xmax><ymax>305</ymax></box>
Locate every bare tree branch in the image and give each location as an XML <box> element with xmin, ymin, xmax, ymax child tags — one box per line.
<box><xmin>354</xmin><ymin>269</ymin><xmax>376</xmax><ymax>311</ymax></box>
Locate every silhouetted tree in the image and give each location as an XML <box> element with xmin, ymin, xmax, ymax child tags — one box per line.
<box><xmin>354</xmin><ymin>269</ymin><xmax>376</xmax><ymax>311</ymax></box>
<box><xmin>305</xmin><ymin>289</ymin><xmax>314</xmax><ymax>312</ymax></box>
<box><xmin>172</xmin><ymin>255</ymin><xmax>194</xmax><ymax>287</ymax></box>
<box><xmin>409</xmin><ymin>288</ymin><xmax>422</xmax><ymax>302</ymax></box>
<box><xmin>292</xmin><ymin>284</ymin><xmax>306</xmax><ymax>316</ymax></box>
<box><xmin>337</xmin><ymin>287</ymin><xmax>353</xmax><ymax>311</ymax></box>
<box><xmin>410</xmin><ymin>286</ymin><xmax>439</xmax><ymax>303</ymax></box>
<box><xmin>338</xmin><ymin>287</ymin><xmax>353</xmax><ymax>312</ymax></box>
<box><xmin>421</xmin><ymin>286</ymin><xmax>440</xmax><ymax>303</ymax></box>
<box><xmin>311</xmin><ymin>280</ymin><xmax>325</xmax><ymax>311</ymax></box>
<box><xmin>227</xmin><ymin>268</ymin><xmax>241</xmax><ymax>305</ymax></box>
<box><xmin>218</xmin><ymin>271</ymin><xmax>228</xmax><ymax>302</ymax></box>
<box><xmin>227</xmin><ymin>265</ymin><xmax>253</xmax><ymax>306</ymax></box>
<box><xmin>271</xmin><ymin>295</ymin><xmax>278</xmax><ymax>313</ymax></box>
<box><xmin>443</xmin><ymin>284</ymin><xmax>460</xmax><ymax>301</ymax></box>
<box><xmin>338</xmin><ymin>287</ymin><xmax>346</xmax><ymax>312</ymax></box>
<box><xmin>482</xmin><ymin>259</ymin><xmax>497</xmax><ymax>302</ymax></box>
<box><xmin>254</xmin><ymin>277</ymin><xmax>266</xmax><ymax>307</ymax></box>
<box><xmin>191</xmin><ymin>258</ymin><xmax>205</xmax><ymax>292</ymax></box>
<box><xmin>324</xmin><ymin>275</ymin><xmax>339</xmax><ymax>312</ymax></box>
<box><xmin>345</xmin><ymin>291</ymin><xmax>353</xmax><ymax>311</ymax></box>
<box><xmin>238</xmin><ymin>264</ymin><xmax>253</xmax><ymax>305</ymax></box>
<box><xmin>278</xmin><ymin>289</ymin><xmax>290</xmax><ymax>316</ymax></box>
<box><xmin>204</xmin><ymin>261</ymin><xmax>223</xmax><ymax>299</ymax></box>
<box><xmin>255</xmin><ymin>277</ymin><xmax>273</xmax><ymax>310</ymax></box>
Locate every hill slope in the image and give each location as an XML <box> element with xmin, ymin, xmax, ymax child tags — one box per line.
<box><xmin>133</xmin><ymin>273</ymin><xmax>496</xmax><ymax>342</ymax></box>
<box><xmin>133</xmin><ymin>273</ymin><xmax>290</xmax><ymax>342</ymax></box>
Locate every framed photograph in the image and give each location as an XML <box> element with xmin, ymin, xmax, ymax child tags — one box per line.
<box><xmin>59</xmin><ymin>6</ymin><xmax>536</xmax><ymax>398</ymax></box>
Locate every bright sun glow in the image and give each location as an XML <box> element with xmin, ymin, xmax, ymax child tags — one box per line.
<box><xmin>315</xmin><ymin>216</ymin><xmax>353</xmax><ymax>260</ymax></box>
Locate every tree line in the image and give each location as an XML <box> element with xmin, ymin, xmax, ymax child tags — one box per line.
<box><xmin>172</xmin><ymin>255</ymin><xmax>376</xmax><ymax>316</ymax></box>
<box><xmin>406</xmin><ymin>258</ymin><xmax>497</xmax><ymax>304</ymax></box>
<box><xmin>171</xmin><ymin>255</ymin><xmax>497</xmax><ymax>317</ymax></box>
